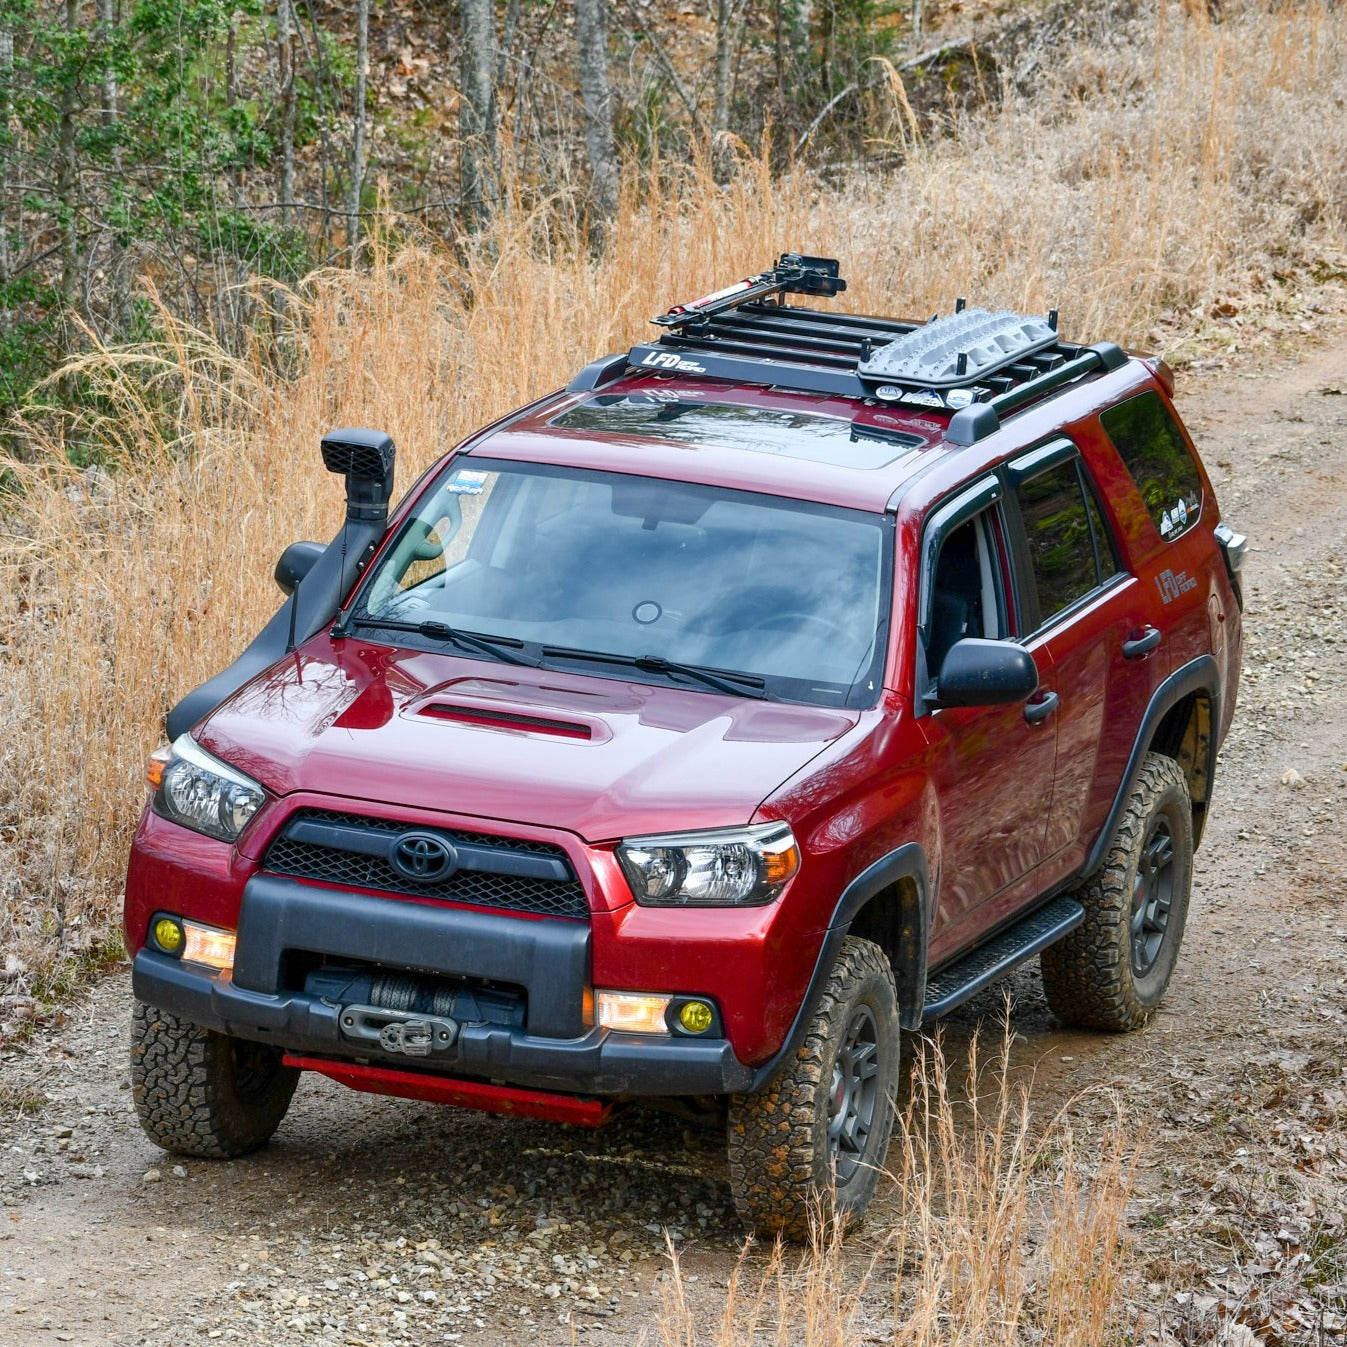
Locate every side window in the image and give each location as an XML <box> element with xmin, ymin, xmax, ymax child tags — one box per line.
<box><xmin>926</xmin><ymin>509</ymin><xmax>1007</xmax><ymax>676</ymax></box>
<box><xmin>1014</xmin><ymin>459</ymin><xmax>1115</xmax><ymax>626</ymax></box>
<box><xmin>1099</xmin><ymin>391</ymin><xmax>1204</xmax><ymax>542</ymax></box>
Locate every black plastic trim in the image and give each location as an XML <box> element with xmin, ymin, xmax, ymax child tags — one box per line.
<box><xmin>132</xmin><ymin>950</ymin><xmax>754</xmax><ymax>1096</ymax></box>
<box><xmin>566</xmin><ymin>353</ymin><xmax>629</xmax><ymax>393</ymax></box>
<box><xmin>233</xmin><ymin>875</ymin><xmax>591</xmax><ymax>1038</ymax></box>
<box><xmin>746</xmin><ymin>842</ymin><xmax>929</xmax><ymax>1091</ymax></box>
<box><xmin>626</xmin><ymin>342</ymin><xmax>872</xmax><ymax>398</ymax></box>
<box><xmin>1005</xmin><ymin>437</ymin><xmax>1078</xmax><ymax>484</ymax></box>
<box><xmin>165</xmin><ymin>508</ymin><xmax>388</xmax><ymax>739</ymax></box>
<box><xmin>920</xmin><ymin>893</ymin><xmax>1084</xmax><ymax>1020</ymax></box>
<box><xmin>167</xmin><ymin>427</ymin><xmax>399</xmax><ymax>739</ymax></box>
<box><xmin>946</xmin><ymin>404</ymin><xmax>1000</xmax><ymax>446</ymax></box>
<box><xmin>1083</xmin><ymin>655</ymin><xmax>1220</xmax><ymax>876</ymax></box>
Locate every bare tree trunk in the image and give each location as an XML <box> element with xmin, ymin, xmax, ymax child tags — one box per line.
<box><xmin>774</xmin><ymin>0</ymin><xmax>784</xmax><ymax>87</ymax></box>
<box><xmin>348</xmin><ymin>0</ymin><xmax>369</xmax><ymax>252</ymax></box>
<box><xmin>496</xmin><ymin>0</ymin><xmax>520</xmax><ymax>90</ymax></box>
<box><xmin>712</xmin><ymin>0</ymin><xmax>745</xmax><ymax>176</ymax></box>
<box><xmin>226</xmin><ymin>24</ymin><xmax>242</xmax><ymax>210</ymax></box>
<box><xmin>0</xmin><ymin>29</ymin><xmax>13</xmax><ymax>294</ymax></box>
<box><xmin>460</xmin><ymin>0</ymin><xmax>497</xmax><ymax>227</ymax></box>
<box><xmin>97</xmin><ymin>0</ymin><xmax>118</xmax><ymax>141</ymax></box>
<box><xmin>96</xmin><ymin>0</ymin><xmax>130</xmax><ymax>329</ymax></box>
<box><xmin>56</xmin><ymin>0</ymin><xmax>80</xmax><ymax>310</ymax></box>
<box><xmin>573</xmin><ymin>0</ymin><xmax>618</xmax><ymax>240</ymax></box>
<box><xmin>278</xmin><ymin>0</ymin><xmax>297</xmax><ymax>231</ymax></box>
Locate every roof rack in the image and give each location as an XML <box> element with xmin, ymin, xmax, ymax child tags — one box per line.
<box><xmin>579</xmin><ymin>254</ymin><xmax>1129</xmax><ymax>445</ymax></box>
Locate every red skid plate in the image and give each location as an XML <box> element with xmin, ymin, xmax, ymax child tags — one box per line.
<box><xmin>283</xmin><ymin>1055</ymin><xmax>614</xmax><ymax>1127</ymax></box>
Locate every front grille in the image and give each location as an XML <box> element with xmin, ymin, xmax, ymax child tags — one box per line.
<box><xmin>261</xmin><ymin>808</ymin><xmax>589</xmax><ymax>920</ymax></box>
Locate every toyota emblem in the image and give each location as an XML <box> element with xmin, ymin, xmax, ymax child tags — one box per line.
<box><xmin>389</xmin><ymin>831</ymin><xmax>457</xmax><ymax>883</ymax></box>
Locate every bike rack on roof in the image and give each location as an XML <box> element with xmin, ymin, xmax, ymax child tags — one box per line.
<box><xmin>571</xmin><ymin>254</ymin><xmax>1129</xmax><ymax>446</ymax></box>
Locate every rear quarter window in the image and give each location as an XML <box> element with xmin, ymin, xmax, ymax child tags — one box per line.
<box><xmin>1099</xmin><ymin>391</ymin><xmax>1204</xmax><ymax>542</ymax></box>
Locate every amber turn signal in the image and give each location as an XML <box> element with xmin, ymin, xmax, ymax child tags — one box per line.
<box><xmin>761</xmin><ymin>838</ymin><xmax>801</xmax><ymax>886</ymax></box>
<box><xmin>145</xmin><ymin>744</ymin><xmax>171</xmax><ymax>791</ymax></box>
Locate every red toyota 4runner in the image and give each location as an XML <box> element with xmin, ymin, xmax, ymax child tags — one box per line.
<box><xmin>125</xmin><ymin>256</ymin><xmax>1245</xmax><ymax>1236</ymax></box>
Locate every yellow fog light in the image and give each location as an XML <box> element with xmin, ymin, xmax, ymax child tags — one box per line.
<box><xmin>181</xmin><ymin>921</ymin><xmax>237</xmax><ymax>974</ymax></box>
<box><xmin>152</xmin><ymin>916</ymin><xmax>184</xmax><ymax>954</ymax></box>
<box><xmin>596</xmin><ymin>991</ymin><xmax>671</xmax><ymax>1035</ymax></box>
<box><xmin>677</xmin><ymin>1001</ymin><xmax>715</xmax><ymax>1035</ymax></box>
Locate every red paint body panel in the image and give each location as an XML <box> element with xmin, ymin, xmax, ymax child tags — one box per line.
<box><xmin>283</xmin><ymin>1056</ymin><xmax>614</xmax><ymax>1126</ymax></box>
<box><xmin>195</xmin><ymin>637</ymin><xmax>857</xmax><ymax>844</ymax></box>
<box><xmin>125</xmin><ymin>340</ymin><xmax>1243</xmax><ymax>1112</ymax></box>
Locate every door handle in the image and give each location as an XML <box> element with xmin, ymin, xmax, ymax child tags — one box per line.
<box><xmin>1024</xmin><ymin>690</ymin><xmax>1059</xmax><ymax>725</ymax></box>
<box><xmin>1122</xmin><ymin>626</ymin><xmax>1163</xmax><ymax>660</ymax></box>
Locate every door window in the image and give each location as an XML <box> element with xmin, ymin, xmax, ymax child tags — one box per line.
<box><xmin>1014</xmin><ymin>458</ymin><xmax>1119</xmax><ymax>627</ymax></box>
<box><xmin>926</xmin><ymin>508</ymin><xmax>1008</xmax><ymax>678</ymax></box>
<box><xmin>1099</xmin><ymin>391</ymin><xmax>1204</xmax><ymax>541</ymax></box>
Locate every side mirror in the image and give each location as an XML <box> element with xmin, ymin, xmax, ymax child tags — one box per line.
<box><xmin>934</xmin><ymin>638</ymin><xmax>1039</xmax><ymax>708</ymax></box>
<box><xmin>274</xmin><ymin>541</ymin><xmax>326</xmax><ymax>596</ymax></box>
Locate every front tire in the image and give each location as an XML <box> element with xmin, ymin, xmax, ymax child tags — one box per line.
<box><xmin>726</xmin><ymin>936</ymin><xmax>899</xmax><ymax>1240</ymax></box>
<box><xmin>1041</xmin><ymin>752</ymin><xmax>1194</xmax><ymax>1031</ymax></box>
<box><xmin>131</xmin><ymin>1001</ymin><xmax>299</xmax><ymax>1158</ymax></box>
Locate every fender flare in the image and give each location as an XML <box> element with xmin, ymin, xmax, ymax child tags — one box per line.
<box><xmin>1083</xmin><ymin>654</ymin><xmax>1220</xmax><ymax>876</ymax></box>
<box><xmin>747</xmin><ymin>841</ymin><xmax>929</xmax><ymax>1092</ymax></box>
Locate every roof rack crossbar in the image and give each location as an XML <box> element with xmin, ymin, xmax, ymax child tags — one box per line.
<box><xmin>705</xmin><ymin>310</ymin><xmax>910</xmax><ymax>347</ymax></box>
<box><xmin>735</xmin><ymin>302</ymin><xmax>913</xmax><ymax>336</ymax></box>
<box><xmin>662</xmin><ymin>332</ymin><xmax>860</xmax><ymax>370</ymax></box>
<box><xmin>692</xmin><ymin>320</ymin><xmax>880</xmax><ymax>360</ymax></box>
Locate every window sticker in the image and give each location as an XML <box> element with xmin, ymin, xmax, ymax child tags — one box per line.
<box><xmin>445</xmin><ymin>468</ymin><xmax>488</xmax><ymax>495</ymax></box>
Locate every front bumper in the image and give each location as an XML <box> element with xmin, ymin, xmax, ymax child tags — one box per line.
<box><xmin>132</xmin><ymin>874</ymin><xmax>755</xmax><ymax>1097</ymax></box>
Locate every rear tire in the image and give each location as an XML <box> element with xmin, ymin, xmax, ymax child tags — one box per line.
<box><xmin>726</xmin><ymin>936</ymin><xmax>899</xmax><ymax>1241</ymax></box>
<box><xmin>1041</xmin><ymin>752</ymin><xmax>1193</xmax><ymax>1031</ymax></box>
<box><xmin>131</xmin><ymin>1001</ymin><xmax>299</xmax><ymax>1158</ymax></box>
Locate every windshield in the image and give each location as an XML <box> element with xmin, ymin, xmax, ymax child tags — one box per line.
<box><xmin>353</xmin><ymin>459</ymin><xmax>891</xmax><ymax>707</ymax></box>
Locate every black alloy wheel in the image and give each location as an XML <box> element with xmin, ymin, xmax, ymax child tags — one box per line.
<box><xmin>827</xmin><ymin>1004</ymin><xmax>881</xmax><ymax>1184</ymax></box>
<box><xmin>1130</xmin><ymin>817</ymin><xmax>1176</xmax><ymax>977</ymax></box>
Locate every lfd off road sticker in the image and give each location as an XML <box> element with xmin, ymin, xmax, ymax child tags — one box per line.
<box><xmin>1156</xmin><ymin>568</ymin><xmax>1197</xmax><ymax>603</ymax></box>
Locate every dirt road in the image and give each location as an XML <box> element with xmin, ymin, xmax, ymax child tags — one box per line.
<box><xmin>2</xmin><ymin>332</ymin><xmax>1345</xmax><ymax>1346</ymax></box>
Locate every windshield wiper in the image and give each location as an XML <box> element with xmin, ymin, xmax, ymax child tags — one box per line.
<box><xmin>540</xmin><ymin>646</ymin><xmax>767</xmax><ymax>698</ymax></box>
<box><xmin>347</xmin><ymin>616</ymin><xmax>539</xmax><ymax>667</ymax></box>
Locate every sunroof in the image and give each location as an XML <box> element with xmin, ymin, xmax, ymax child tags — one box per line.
<box><xmin>550</xmin><ymin>395</ymin><xmax>922</xmax><ymax>469</ymax></box>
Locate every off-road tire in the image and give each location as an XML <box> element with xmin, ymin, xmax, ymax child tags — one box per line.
<box><xmin>131</xmin><ymin>1001</ymin><xmax>299</xmax><ymax>1158</ymax></box>
<box><xmin>1041</xmin><ymin>752</ymin><xmax>1193</xmax><ymax>1031</ymax></box>
<box><xmin>726</xmin><ymin>936</ymin><xmax>899</xmax><ymax>1241</ymax></box>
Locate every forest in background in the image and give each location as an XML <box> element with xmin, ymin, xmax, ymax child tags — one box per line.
<box><xmin>0</xmin><ymin>0</ymin><xmax>927</xmax><ymax>419</ymax></box>
<box><xmin>1</xmin><ymin>0</ymin><xmax>1345</xmax><ymax>999</ymax></box>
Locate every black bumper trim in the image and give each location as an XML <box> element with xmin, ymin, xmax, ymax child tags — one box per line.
<box><xmin>232</xmin><ymin>875</ymin><xmax>590</xmax><ymax>1038</ymax></box>
<box><xmin>133</xmin><ymin>950</ymin><xmax>754</xmax><ymax>1097</ymax></box>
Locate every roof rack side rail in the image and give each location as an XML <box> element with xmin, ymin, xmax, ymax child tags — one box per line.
<box><xmin>652</xmin><ymin>254</ymin><xmax>846</xmax><ymax>330</ymax></box>
<box><xmin>946</xmin><ymin>341</ymin><xmax>1131</xmax><ymax>446</ymax></box>
<box><xmin>567</xmin><ymin>353</ymin><xmax>629</xmax><ymax>393</ymax></box>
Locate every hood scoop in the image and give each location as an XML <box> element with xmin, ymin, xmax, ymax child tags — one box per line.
<box><xmin>419</xmin><ymin>702</ymin><xmax>595</xmax><ymax>741</ymax></box>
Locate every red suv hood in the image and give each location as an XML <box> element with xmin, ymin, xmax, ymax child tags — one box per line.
<box><xmin>196</xmin><ymin>638</ymin><xmax>859</xmax><ymax>842</ymax></box>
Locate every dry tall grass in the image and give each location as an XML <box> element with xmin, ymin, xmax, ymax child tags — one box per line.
<box><xmin>658</xmin><ymin>1028</ymin><xmax>1135</xmax><ymax>1345</ymax></box>
<box><xmin>0</xmin><ymin>0</ymin><xmax>1344</xmax><ymax>996</ymax></box>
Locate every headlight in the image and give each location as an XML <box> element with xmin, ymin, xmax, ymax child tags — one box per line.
<box><xmin>150</xmin><ymin>734</ymin><xmax>266</xmax><ymax>843</ymax></box>
<box><xmin>616</xmin><ymin>822</ymin><xmax>800</xmax><ymax>907</ymax></box>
